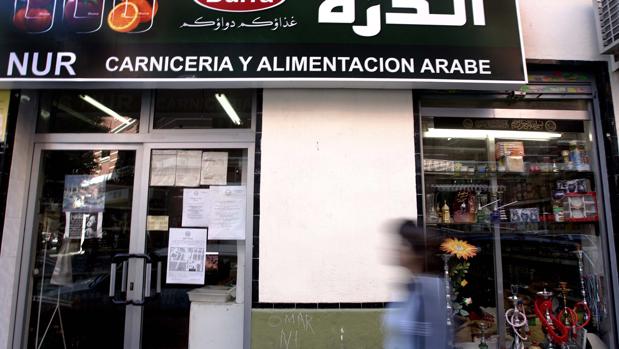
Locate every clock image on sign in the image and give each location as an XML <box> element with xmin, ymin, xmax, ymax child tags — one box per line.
<box><xmin>108</xmin><ymin>0</ymin><xmax>158</xmax><ymax>33</ymax></box>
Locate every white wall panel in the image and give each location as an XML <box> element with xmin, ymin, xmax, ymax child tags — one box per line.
<box><xmin>520</xmin><ymin>0</ymin><xmax>603</xmax><ymax>61</ymax></box>
<box><xmin>259</xmin><ymin>90</ymin><xmax>416</xmax><ymax>303</ymax></box>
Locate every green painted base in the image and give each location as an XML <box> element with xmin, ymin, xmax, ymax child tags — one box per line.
<box><xmin>252</xmin><ymin>309</ymin><xmax>385</xmax><ymax>349</ymax></box>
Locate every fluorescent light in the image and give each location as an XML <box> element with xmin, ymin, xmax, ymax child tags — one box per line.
<box><xmin>424</xmin><ymin>128</ymin><xmax>562</xmax><ymax>141</ymax></box>
<box><xmin>215</xmin><ymin>93</ymin><xmax>241</xmax><ymax>125</ymax></box>
<box><xmin>79</xmin><ymin>94</ymin><xmax>130</xmax><ymax>125</ymax></box>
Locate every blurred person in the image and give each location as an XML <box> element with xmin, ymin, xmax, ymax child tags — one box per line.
<box><xmin>384</xmin><ymin>219</ymin><xmax>452</xmax><ymax>349</ymax></box>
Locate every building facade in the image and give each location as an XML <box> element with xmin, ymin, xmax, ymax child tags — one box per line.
<box><xmin>1</xmin><ymin>0</ymin><xmax>619</xmax><ymax>348</ymax></box>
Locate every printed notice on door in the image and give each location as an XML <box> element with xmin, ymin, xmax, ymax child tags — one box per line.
<box><xmin>150</xmin><ymin>150</ymin><xmax>177</xmax><ymax>186</ymax></box>
<box><xmin>166</xmin><ymin>228</ymin><xmax>207</xmax><ymax>285</ymax></box>
<box><xmin>175</xmin><ymin>150</ymin><xmax>202</xmax><ymax>187</ymax></box>
<box><xmin>208</xmin><ymin>186</ymin><xmax>246</xmax><ymax>240</ymax></box>
<box><xmin>200</xmin><ymin>152</ymin><xmax>228</xmax><ymax>185</ymax></box>
<box><xmin>182</xmin><ymin>188</ymin><xmax>209</xmax><ymax>227</ymax></box>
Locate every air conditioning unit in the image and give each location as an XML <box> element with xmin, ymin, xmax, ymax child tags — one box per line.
<box><xmin>594</xmin><ymin>0</ymin><xmax>619</xmax><ymax>69</ymax></box>
<box><xmin>594</xmin><ymin>0</ymin><xmax>619</xmax><ymax>53</ymax></box>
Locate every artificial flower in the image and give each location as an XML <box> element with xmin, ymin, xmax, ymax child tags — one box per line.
<box><xmin>440</xmin><ymin>238</ymin><xmax>478</xmax><ymax>260</ymax></box>
<box><xmin>461</xmin><ymin>279</ymin><xmax>469</xmax><ymax>287</ymax></box>
<box><xmin>464</xmin><ymin>297</ymin><xmax>473</xmax><ymax>305</ymax></box>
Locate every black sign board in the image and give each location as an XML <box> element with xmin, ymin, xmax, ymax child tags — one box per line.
<box><xmin>434</xmin><ymin>118</ymin><xmax>585</xmax><ymax>133</ymax></box>
<box><xmin>0</xmin><ymin>0</ymin><xmax>527</xmax><ymax>87</ymax></box>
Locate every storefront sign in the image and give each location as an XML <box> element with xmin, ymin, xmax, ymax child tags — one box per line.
<box><xmin>0</xmin><ymin>0</ymin><xmax>526</xmax><ymax>88</ymax></box>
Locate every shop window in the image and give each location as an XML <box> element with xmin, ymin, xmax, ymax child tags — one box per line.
<box><xmin>420</xmin><ymin>100</ymin><xmax>613</xmax><ymax>348</ymax></box>
<box><xmin>153</xmin><ymin>90</ymin><xmax>252</xmax><ymax>129</ymax></box>
<box><xmin>37</xmin><ymin>90</ymin><xmax>141</xmax><ymax>134</ymax></box>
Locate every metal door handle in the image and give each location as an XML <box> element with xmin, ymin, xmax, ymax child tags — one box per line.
<box><xmin>121</xmin><ymin>261</ymin><xmax>128</xmax><ymax>292</ymax></box>
<box><xmin>109</xmin><ymin>260</ymin><xmax>130</xmax><ymax>305</ymax></box>
<box><xmin>156</xmin><ymin>261</ymin><xmax>162</xmax><ymax>294</ymax></box>
<box><xmin>109</xmin><ymin>263</ymin><xmax>117</xmax><ymax>297</ymax></box>
<box><xmin>144</xmin><ymin>263</ymin><xmax>152</xmax><ymax>298</ymax></box>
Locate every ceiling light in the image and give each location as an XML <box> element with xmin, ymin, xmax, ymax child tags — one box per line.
<box><xmin>215</xmin><ymin>93</ymin><xmax>241</xmax><ymax>125</ymax></box>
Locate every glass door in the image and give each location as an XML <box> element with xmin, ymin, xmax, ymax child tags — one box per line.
<box><xmin>136</xmin><ymin>145</ymin><xmax>249</xmax><ymax>349</ymax></box>
<box><xmin>24</xmin><ymin>144</ymin><xmax>143</xmax><ymax>349</ymax></box>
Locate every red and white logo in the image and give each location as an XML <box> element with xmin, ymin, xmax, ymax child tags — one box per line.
<box><xmin>194</xmin><ymin>0</ymin><xmax>286</xmax><ymax>12</ymax></box>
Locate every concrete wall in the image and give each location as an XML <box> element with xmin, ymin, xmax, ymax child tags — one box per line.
<box><xmin>259</xmin><ymin>89</ymin><xmax>416</xmax><ymax>303</ymax></box>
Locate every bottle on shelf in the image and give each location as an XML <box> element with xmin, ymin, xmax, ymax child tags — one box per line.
<box><xmin>441</xmin><ymin>201</ymin><xmax>451</xmax><ymax>224</ymax></box>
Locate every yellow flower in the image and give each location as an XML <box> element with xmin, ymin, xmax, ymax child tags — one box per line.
<box><xmin>461</xmin><ymin>279</ymin><xmax>469</xmax><ymax>287</ymax></box>
<box><xmin>440</xmin><ymin>238</ymin><xmax>478</xmax><ymax>260</ymax></box>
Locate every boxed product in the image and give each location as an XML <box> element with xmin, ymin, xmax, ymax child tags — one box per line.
<box><xmin>557</xmin><ymin>179</ymin><xmax>591</xmax><ymax>193</ymax></box>
<box><xmin>498</xmin><ymin>156</ymin><xmax>525</xmax><ymax>173</ymax></box>
<box><xmin>562</xmin><ymin>192</ymin><xmax>598</xmax><ymax>222</ymax></box>
<box><xmin>495</xmin><ymin>142</ymin><xmax>524</xmax><ymax>159</ymax></box>
<box><xmin>510</xmin><ymin>208</ymin><xmax>540</xmax><ymax>223</ymax></box>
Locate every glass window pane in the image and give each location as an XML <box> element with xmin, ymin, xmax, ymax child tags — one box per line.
<box><xmin>153</xmin><ymin>90</ymin><xmax>252</xmax><ymax>129</ymax></box>
<box><xmin>421</xmin><ymin>101</ymin><xmax>614</xmax><ymax>348</ymax></box>
<box><xmin>37</xmin><ymin>90</ymin><xmax>141</xmax><ymax>134</ymax></box>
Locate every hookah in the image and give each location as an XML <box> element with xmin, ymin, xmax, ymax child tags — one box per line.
<box><xmin>557</xmin><ymin>282</ymin><xmax>577</xmax><ymax>342</ymax></box>
<box><xmin>534</xmin><ymin>288</ymin><xmax>569</xmax><ymax>348</ymax></box>
<box><xmin>478</xmin><ymin>321</ymin><xmax>489</xmax><ymax>349</ymax></box>
<box><xmin>442</xmin><ymin>253</ymin><xmax>454</xmax><ymax>328</ymax></box>
<box><xmin>570</xmin><ymin>247</ymin><xmax>592</xmax><ymax>338</ymax></box>
<box><xmin>505</xmin><ymin>285</ymin><xmax>529</xmax><ymax>349</ymax></box>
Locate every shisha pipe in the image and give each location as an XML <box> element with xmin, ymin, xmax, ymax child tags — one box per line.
<box><xmin>504</xmin><ymin>285</ymin><xmax>528</xmax><ymax>349</ymax></box>
<box><xmin>441</xmin><ymin>254</ymin><xmax>454</xmax><ymax>328</ymax></box>
<box><xmin>534</xmin><ymin>289</ymin><xmax>569</xmax><ymax>348</ymax></box>
<box><xmin>572</xmin><ymin>247</ymin><xmax>592</xmax><ymax>333</ymax></box>
<box><xmin>557</xmin><ymin>282</ymin><xmax>578</xmax><ymax>341</ymax></box>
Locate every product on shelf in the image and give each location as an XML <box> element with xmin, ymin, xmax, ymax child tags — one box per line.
<box><xmin>423</xmin><ymin>159</ymin><xmax>455</xmax><ymax>172</ymax></box>
<box><xmin>509</xmin><ymin>208</ymin><xmax>540</xmax><ymax>223</ymax></box>
<box><xmin>557</xmin><ymin>178</ymin><xmax>591</xmax><ymax>193</ymax></box>
<box><xmin>569</xmin><ymin>140</ymin><xmax>592</xmax><ymax>172</ymax></box>
<box><xmin>495</xmin><ymin>141</ymin><xmax>524</xmax><ymax>158</ymax></box>
<box><xmin>453</xmin><ymin>190</ymin><xmax>477</xmax><ymax>223</ymax></box>
<box><xmin>496</xmin><ymin>142</ymin><xmax>525</xmax><ymax>173</ymax></box>
<box><xmin>562</xmin><ymin>192</ymin><xmax>598</xmax><ymax>222</ymax></box>
<box><xmin>441</xmin><ymin>200</ymin><xmax>451</xmax><ymax>223</ymax></box>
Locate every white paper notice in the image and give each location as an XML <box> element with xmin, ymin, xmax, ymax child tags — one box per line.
<box><xmin>150</xmin><ymin>150</ymin><xmax>177</xmax><ymax>186</ymax></box>
<box><xmin>208</xmin><ymin>186</ymin><xmax>246</xmax><ymax>240</ymax></box>
<box><xmin>200</xmin><ymin>152</ymin><xmax>228</xmax><ymax>185</ymax></box>
<box><xmin>175</xmin><ymin>150</ymin><xmax>202</xmax><ymax>187</ymax></box>
<box><xmin>182</xmin><ymin>189</ymin><xmax>210</xmax><ymax>227</ymax></box>
<box><xmin>166</xmin><ymin>228</ymin><xmax>207</xmax><ymax>285</ymax></box>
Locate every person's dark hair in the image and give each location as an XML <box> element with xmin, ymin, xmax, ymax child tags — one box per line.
<box><xmin>397</xmin><ymin>219</ymin><xmax>426</xmax><ymax>255</ymax></box>
<box><xmin>395</xmin><ymin>219</ymin><xmax>444</xmax><ymax>275</ymax></box>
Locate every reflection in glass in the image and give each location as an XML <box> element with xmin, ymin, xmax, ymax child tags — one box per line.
<box><xmin>154</xmin><ymin>90</ymin><xmax>253</xmax><ymax>129</ymax></box>
<box><xmin>37</xmin><ymin>91</ymin><xmax>141</xmax><ymax>134</ymax></box>
<box><xmin>27</xmin><ymin>150</ymin><xmax>135</xmax><ymax>348</ymax></box>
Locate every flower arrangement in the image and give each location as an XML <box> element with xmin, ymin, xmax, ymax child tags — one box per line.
<box><xmin>441</xmin><ymin>238</ymin><xmax>479</xmax><ymax>317</ymax></box>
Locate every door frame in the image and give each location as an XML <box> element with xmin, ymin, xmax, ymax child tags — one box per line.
<box><xmin>9</xmin><ymin>89</ymin><xmax>257</xmax><ymax>349</ymax></box>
